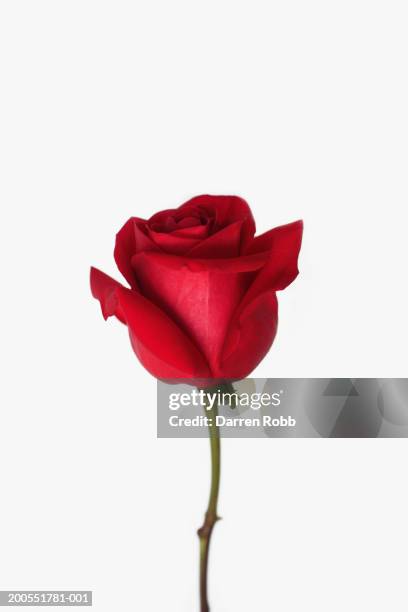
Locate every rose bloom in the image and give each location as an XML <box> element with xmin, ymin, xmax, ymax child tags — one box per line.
<box><xmin>91</xmin><ymin>195</ymin><xmax>302</xmax><ymax>382</ymax></box>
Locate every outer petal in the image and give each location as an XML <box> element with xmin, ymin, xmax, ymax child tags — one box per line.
<box><xmin>90</xmin><ymin>267</ymin><xmax>210</xmax><ymax>379</ymax></box>
<box><xmin>242</xmin><ymin>220</ymin><xmax>303</xmax><ymax>308</ymax></box>
<box><xmin>216</xmin><ymin>291</ymin><xmax>279</xmax><ymax>379</ymax></box>
<box><xmin>90</xmin><ymin>267</ymin><xmax>126</xmax><ymax>323</ymax></box>
<box><xmin>116</xmin><ymin>287</ymin><xmax>211</xmax><ymax>379</ymax></box>
<box><xmin>131</xmin><ymin>251</ymin><xmax>259</xmax><ymax>372</ymax></box>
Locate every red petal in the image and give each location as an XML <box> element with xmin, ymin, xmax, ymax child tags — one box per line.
<box><xmin>179</xmin><ymin>194</ymin><xmax>256</xmax><ymax>249</ymax></box>
<box><xmin>116</xmin><ymin>287</ymin><xmax>211</xmax><ymax>379</ymax></box>
<box><xmin>172</xmin><ymin>224</ymin><xmax>209</xmax><ymax>239</ymax></box>
<box><xmin>186</xmin><ymin>220</ymin><xmax>243</xmax><ymax>258</ymax></box>
<box><xmin>90</xmin><ymin>267</ymin><xmax>210</xmax><ymax>379</ymax></box>
<box><xmin>90</xmin><ymin>267</ymin><xmax>126</xmax><ymax>323</ymax></box>
<box><xmin>114</xmin><ymin>218</ymin><xmax>158</xmax><ymax>287</ymax></box>
<box><xmin>217</xmin><ymin>291</ymin><xmax>278</xmax><ymax>379</ymax></box>
<box><xmin>132</xmin><ymin>250</ymin><xmax>269</xmax><ymax>273</ymax></box>
<box><xmin>131</xmin><ymin>251</ymin><xmax>258</xmax><ymax>372</ymax></box>
<box><xmin>148</xmin><ymin>208</ymin><xmax>180</xmax><ymax>230</ymax></box>
<box><xmin>146</xmin><ymin>227</ymin><xmax>202</xmax><ymax>254</ymax></box>
<box><xmin>243</xmin><ymin>220</ymin><xmax>303</xmax><ymax>307</ymax></box>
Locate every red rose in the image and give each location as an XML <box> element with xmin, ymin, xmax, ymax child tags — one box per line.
<box><xmin>90</xmin><ymin>195</ymin><xmax>302</xmax><ymax>381</ymax></box>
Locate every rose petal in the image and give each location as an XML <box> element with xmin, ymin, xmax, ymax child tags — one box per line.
<box><xmin>217</xmin><ymin>291</ymin><xmax>279</xmax><ymax>379</ymax></box>
<box><xmin>90</xmin><ymin>267</ymin><xmax>126</xmax><ymax>323</ymax></box>
<box><xmin>116</xmin><ymin>287</ymin><xmax>211</xmax><ymax>379</ymax></box>
<box><xmin>242</xmin><ymin>220</ymin><xmax>303</xmax><ymax>307</ymax></box>
<box><xmin>172</xmin><ymin>224</ymin><xmax>210</xmax><ymax>239</ymax></box>
<box><xmin>132</xmin><ymin>250</ymin><xmax>270</xmax><ymax>274</ymax></box>
<box><xmin>186</xmin><ymin>220</ymin><xmax>243</xmax><ymax>258</ymax></box>
<box><xmin>114</xmin><ymin>218</ymin><xmax>159</xmax><ymax>287</ymax></box>
<box><xmin>131</xmin><ymin>251</ymin><xmax>258</xmax><ymax>372</ymax></box>
<box><xmin>147</xmin><ymin>208</ymin><xmax>177</xmax><ymax>230</ymax></box>
<box><xmin>178</xmin><ymin>194</ymin><xmax>256</xmax><ymax>249</ymax></box>
<box><xmin>146</xmin><ymin>207</ymin><xmax>211</xmax><ymax>253</ymax></box>
<box><xmin>173</xmin><ymin>215</ymin><xmax>202</xmax><ymax>229</ymax></box>
<box><xmin>147</xmin><ymin>227</ymin><xmax>202</xmax><ymax>254</ymax></box>
<box><xmin>90</xmin><ymin>267</ymin><xmax>210</xmax><ymax>379</ymax></box>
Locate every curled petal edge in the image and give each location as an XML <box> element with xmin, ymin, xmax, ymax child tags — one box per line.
<box><xmin>131</xmin><ymin>250</ymin><xmax>271</xmax><ymax>274</ymax></box>
<box><xmin>90</xmin><ymin>267</ymin><xmax>211</xmax><ymax>380</ymax></box>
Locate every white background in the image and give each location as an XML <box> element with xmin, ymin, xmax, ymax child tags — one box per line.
<box><xmin>1</xmin><ymin>1</ymin><xmax>407</xmax><ymax>611</ymax></box>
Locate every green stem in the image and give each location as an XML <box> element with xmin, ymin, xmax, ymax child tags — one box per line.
<box><xmin>197</xmin><ymin>390</ymin><xmax>221</xmax><ymax>612</ymax></box>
